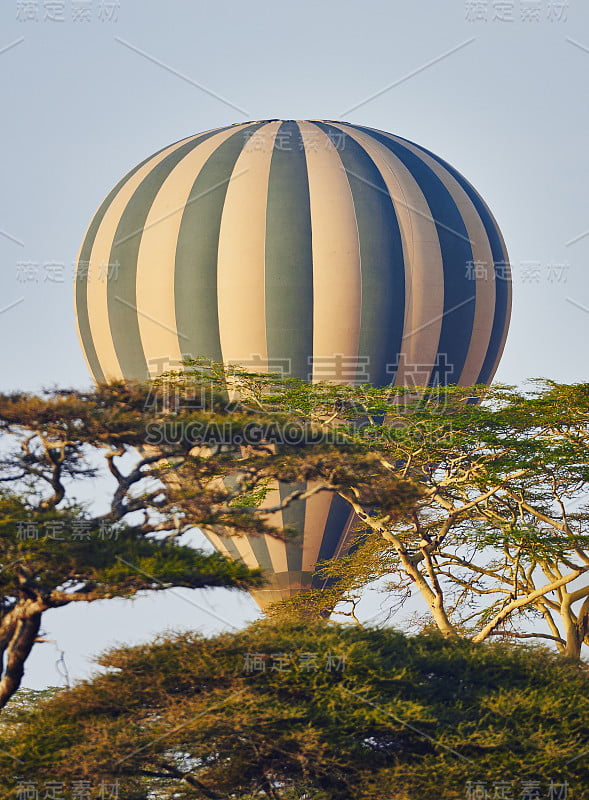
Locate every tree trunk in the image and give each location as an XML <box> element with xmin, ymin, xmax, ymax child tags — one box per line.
<box><xmin>0</xmin><ymin>607</ymin><xmax>43</xmax><ymax>711</ymax></box>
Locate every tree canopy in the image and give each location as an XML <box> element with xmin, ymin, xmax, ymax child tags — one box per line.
<box><xmin>2</xmin><ymin>368</ymin><xmax>589</xmax><ymax>721</ymax></box>
<box><xmin>2</xmin><ymin>369</ymin><xmax>589</xmax><ymax>798</ymax></box>
<box><xmin>0</xmin><ymin>619</ymin><xmax>586</xmax><ymax>799</ymax></box>
<box><xmin>142</xmin><ymin>364</ymin><xmax>589</xmax><ymax>660</ymax></box>
<box><xmin>0</xmin><ymin>381</ymin><xmax>267</xmax><ymax>711</ymax></box>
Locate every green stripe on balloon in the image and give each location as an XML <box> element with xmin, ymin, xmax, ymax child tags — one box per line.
<box><xmin>107</xmin><ymin>130</ymin><xmax>225</xmax><ymax>379</ymax></box>
<box><xmin>214</xmin><ymin>532</ymin><xmax>243</xmax><ymax>564</ymax></box>
<box><xmin>279</xmin><ymin>480</ymin><xmax>306</xmax><ymax>573</ymax></box>
<box><xmin>265</xmin><ymin>121</ymin><xmax>314</xmax><ymax>380</ymax></box>
<box><xmin>246</xmin><ymin>529</ymin><xmax>274</xmax><ymax>574</ymax></box>
<box><xmin>314</xmin><ymin>494</ymin><xmax>354</xmax><ymax>583</ymax></box>
<box><xmin>357</xmin><ymin>126</ymin><xmax>476</xmax><ymax>385</ymax></box>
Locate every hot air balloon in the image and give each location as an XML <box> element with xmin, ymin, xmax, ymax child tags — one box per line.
<box><xmin>74</xmin><ymin>120</ymin><xmax>511</xmax><ymax>609</ymax></box>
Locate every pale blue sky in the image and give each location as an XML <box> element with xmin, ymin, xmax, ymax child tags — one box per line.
<box><xmin>1</xmin><ymin>0</ymin><xmax>588</xmax><ymax>688</ymax></box>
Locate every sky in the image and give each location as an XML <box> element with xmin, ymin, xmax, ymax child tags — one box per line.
<box><xmin>1</xmin><ymin>0</ymin><xmax>589</xmax><ymax>689</ymax></box>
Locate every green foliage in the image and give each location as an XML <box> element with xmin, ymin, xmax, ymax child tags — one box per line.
<box><xmin>0</xmin><ymin>620</ymin><xmax>587</xmax><ymax>799</ymax></box>
<box><xmin>0</xmin><ymin>490</ymin><xmax>263</xmax><ymax>599</ymax></box>
<box><xmin>0</xmin><ymin>382</ymin><xmax>269</xmax><ymax>711</ymax></box>
<box><xmin>3</xmin><ymin>372</ymin><xmax>589</xmax><ymax>797</ymax></box>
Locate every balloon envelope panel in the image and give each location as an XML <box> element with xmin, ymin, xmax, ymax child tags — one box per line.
<box><xmin>75</xmin><ymin>119</ymin><xmax>510</xmax><ymax>389</ymax></box>
<box><xmin>75</xmin><ymin>120</ymin><xmax>511</xmax><ymax>608</ymax></box>
<box><xmin>205</xmin><ymin>485</ymin><xmax>356</xmax><ymax>610</ymax></box>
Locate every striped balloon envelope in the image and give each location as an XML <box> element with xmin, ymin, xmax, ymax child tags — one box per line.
<box><xmin>75</xmin><ymin>119</ymin><xmax>511</xmax><ymax>609</ymax></box>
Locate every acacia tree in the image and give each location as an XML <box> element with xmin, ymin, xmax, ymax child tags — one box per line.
<box><xmin>339</xmin><ymin>381</ymin><xmax>589</xmax><ymax>659</ymax></box>
<box><xmin>0</xmin><ymin>619</ymin><xmax>586</xmax><ymax>800</ymax></box>
<box><xmin>0</xmin><ymin>377</ymin><xmax>422</xmax><ymax>712</ymax></box>
<box><xmin>268</xmin><ymin>378</ymin><xmax>589</xmax><ymax>657</ymax></box>
<box><xmin>146</xmin><ymin>365</ymin><xmax>589</xmax><ymax>658</ymax></box>
<box><xmin>2</xmin><ymin>367</ymin><xmax>588</xmax><ymax>714</ymax></box>
<box><xmin>0</xmin><ymin>383</ymin><xmax>269</xmax><ymax>712</ymax></box>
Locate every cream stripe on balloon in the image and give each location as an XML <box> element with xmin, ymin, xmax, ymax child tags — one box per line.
<box><xmin>86</xmin><ymin>135</ymin><xmax>202</xmax><ymax>382</ymax></box>
<box><xmin>217</xmin><ymin>122</ymin><xmax>280</xmax><ymax>371</ymax></box>
<box><xmin>335</xmin><ymin>123</ymin><xmax>444</xmax><ymax>386</ymax></box>
<box><xmin>74</xmin><ymin>229</ymin><xmax>97</xmax><ymax>381</ymax></box>
<box><xmin>387</xmin><ymin>135</ymin><xmax>496</xmax><ymax>386</ymax></box>
<box><xmin>228</xmin><ymin>532</ymin><xmax>263</xmax><ymax>570</ymax></box>
<box><xmin>201</xmin><ymin>529</ymin><xmax>234</xmax><ymax>560</ymax></box>
<box><xmin>300</xmin><ymin>122</ymin><xmax>362</xmax><ymax>384</ymax></box>
<box><xmin>301</xmin><ymin>490</ymin><xmax>335</xmax><ymax>572</ymax></box>
<box><xmin>259</xmin><ymin>481</ymin><xmax>288</xmax><ymax>574</ymax></box>
<box><xmin>135</xmin><ymin>126</ymin><xmax>248</xmax><ymax>376</ymax></box>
